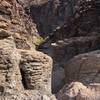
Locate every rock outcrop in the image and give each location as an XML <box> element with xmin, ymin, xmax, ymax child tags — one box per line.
<box><xmin>36</xmin><ymin>0</ymin><xmax>100</xmax><ymax>94</ymax></box>
<box><xmin>57</xmin><ymin>82</ymin><xmax>100</xmax><ymax>100</ymax></box>
<box><xmin>0</xmin><ymin>0</ymin><xmax>54</xmax><ymax>99</ymax></box>
<box><xmin>64</xmin><ymin>50</ymin><xmax>100</xmax><ymax>84</ymax></box>
<box><xmin>1</xmin><ymin>0</ymin><xmax>100</xmax><ymax>100</ymax></box>
<box><xmin>19</xmin><ymin>49</ymin><xmax>52</xmax><ymax>93</ymax></box>
<box><xmin>0</xmin><ymin>37</ymin><xmax>23</xmax><ymax>92</ymax></box>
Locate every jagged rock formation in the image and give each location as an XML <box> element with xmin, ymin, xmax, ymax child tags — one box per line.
<box><xmin>0</xmin><ymin>0</ymin><xmax>55</xmax><ymax>100</ymax></box>
<box><xmin>50</xmin><ymin>35</ymin><xmax>100</xmax><ymax>92</ymax></box>
<box><xmin>1</xmin><ymin>0</ymin><xmax>100</xmax><ymax>100</ymax></box>
<box><xmin>19</xmin><ymin>50</ymin><xmax>52</xmax><ymax>93</ymax></box>
<box><xmin>51</xmin><ymin>36</ymin><xmax>100</xmax><ymax>64</ymax></box>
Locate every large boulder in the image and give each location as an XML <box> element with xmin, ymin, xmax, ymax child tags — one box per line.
<box><xmin>64</xmin><ymin>50</ymin><xmax>100</xmax><ymax>84</ymax></box>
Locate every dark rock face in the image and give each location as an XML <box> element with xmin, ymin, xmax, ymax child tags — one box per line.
<box><xmin>30</xmin><ymin>0</ymin><xmax>74</xmax><ymax>36</ymax></box>
<box><xmin>51</xmin><ymin>36</ymin><xmax>100</xmax><ymax>63</ymax></box>
<box><xmin>29</xmin><ymin>0</ymin><xmax>98</xmax><ymax>38</ymax></box>
<box><xmin>36</xmin><ymin>0</ymin><xmax>100</xmax><ymax>95</ymax></box>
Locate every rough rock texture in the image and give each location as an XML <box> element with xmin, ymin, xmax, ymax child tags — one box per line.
<box><xmin>0</xmin><ymin>37</ymin><xmax>23</xmax><ymax>92</ymax></box>
<box><xmin>0</xmin><ymin>89</ymin><xmax>56</xmax><ymax>100</ymax></box>
<box><xmin>55</xmin><ymin>50</ymin><xmax>100</xmax><ymax>99</ymax></box>
<box><xmin>19</xmin><ymin>49</ymin><xmax>52</xmax><ymax>93</ymax></box>
<box><xmin>1</xmin><ymin>0</ymin><xmax>100</xmax><ymax>100</ymax></box>
<box><xmin>57</xmin><ymin>82</ymin><xmax>100</xmax><ymax>100</ymax></box>
<box><xmin>18</xmin><ymin>0</ymin><xmax>49</xmax><ymax>7</ymax></box>
<box><xmin>0</xmin><ymin>0</ymin><xmax>54</xmax><ymax>99</ymax></box>
<box><xmin>30</xmin><ymin>0</ymin><xmax>74</xmax><ymax>35</ymax></box>
<box><xmin>29</xmin><ymin>0</ymin><xmax>97</xmax><ymax>37</ymax></box>
<box><xmin>0</xmin><ymin>0</ymin><xmax>42</xmax><ymax>48</ymax></box>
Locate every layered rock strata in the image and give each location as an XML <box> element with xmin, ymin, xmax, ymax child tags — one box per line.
<box><xmin>0</xmin><ymin>0</ymin><xmax>53</xmax><ymax>99</ymax></box>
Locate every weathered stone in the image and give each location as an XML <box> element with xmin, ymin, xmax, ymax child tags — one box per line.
<box><xmin>1</xmin><ymin>0</ymin><xmax>12</xmax><ymax>8</ymax></box>
<box><xmin>52</xmin><ymin>36</ymin><xmax>100</xmax><ymax>63</ymax></box>
<box><xmin>0</xmin><ymin>3</ymin><xmax>11</xmax><ymax>15</ymax></box>
<box><xmin>0</xmin><ymin>37</ymin><xmax>23</xmax><ymax>92</ymax></box>
<box><xmin>19</xmin><ymin>49</ymin><xmax>53</xmax><ymax>93</ymax></box>
<box><xmin>0</xmin><ymin>90</ymin><xmax>43</xmax><ymax>100</ymax></box>
<box><xmin>57</xmin><ymin>82</ymin><xmax>100</xmax><ymax>100</ymax></box>
<box><xmin>42</xmin><ymin>95</ymin><xmax>50</xmax><ymax>100</ymax></box>
<box><xmin>0</xmin><ymin>0</ymin><xmax>54</xmax><ymax>99</ymax></box>
<box><xmin>64</xmin><ymin>50</ymin><xmax>100</xmax><ymax>84</ymax></box>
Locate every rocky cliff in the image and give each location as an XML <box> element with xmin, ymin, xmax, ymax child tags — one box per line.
<box><xmin>0</xmin><ymin>0</ymin><xmax>55</xmax><ymax>100</ymax></box>
<box><xmin>0</xmin><ymin>0</ymin><xmax>100</xmax><ymax>100</ymax></box>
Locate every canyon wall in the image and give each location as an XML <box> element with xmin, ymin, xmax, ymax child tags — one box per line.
<box><xmin>0</xmin><ymin>0</ymin><xmax>100</xmax><ymax>100</ymax></box>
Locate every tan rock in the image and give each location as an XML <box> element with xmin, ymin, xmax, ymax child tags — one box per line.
<box><xmin>1</xmin><ymin>0</ymin><xmax>12</xmax><ymax>8</ymax></box>
<box><xmin>0</xmin><ymin>37</ymin><xmax>23</xmax><ymax>92</ymax></box>
<box><xmin>57</xmin><ymin>82</ymin><xmax>100</xmax><ymax>100</ymax></box>
<box><xmin>19</xmin><ymin>49</ymin><xmax>53</xmax><ymax>93</ymax></box>
<box><xmin>14</xmin><ymin>37</ymin><xmax>31</xmax><ymax>50</ymax></box>
<box><xmin>0</xmin><ymin>22</ymin><xmax>8</xmax><ymax>29</ymax></box>
<box><xmin>18</xmin><ymin>0</ymin><xmax>49</xmax><ymax>7</ymax></box>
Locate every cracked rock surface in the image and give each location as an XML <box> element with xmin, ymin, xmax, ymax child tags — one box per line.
<box><xmin>1</xmin><ymin>0</ymin><xmax>100</xmax><ymax>100</ymax></box>
<box><xmin>0</xmin><ymin>0</ymin><xmax>54</xmax><ymax>100</ymax></box>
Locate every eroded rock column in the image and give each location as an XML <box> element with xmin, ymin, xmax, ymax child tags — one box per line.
<box><xmin>19</xmin><ymin>50</ymin><xmax>53</xmax><ymax>93</ymax></box>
